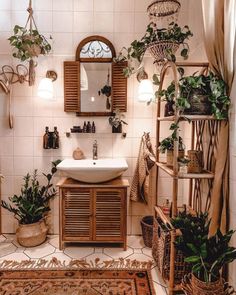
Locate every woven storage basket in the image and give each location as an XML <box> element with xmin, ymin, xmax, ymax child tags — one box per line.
<box><xmin>147</xmin><ymin>41</ymin><xmax>179</xmax><ymax>62</ymax></box>
<box><xmin>187</xmin><ymin>150</ymin><xmax>203</xmax><ymax>173</ymax></box>
<box><xmin>140</xmin><ymin>216</ymin><xmax>154</xmax><ymax>248</ymax></box>
<box><xmin>152</xmin><ymin>217</ymin><xmax>190</xmax><ymax>284</ymax></box>
<box><xmin>182</xmin><ymin>274</ymin><xmax>226</xmax><ymax>295</ymax></box>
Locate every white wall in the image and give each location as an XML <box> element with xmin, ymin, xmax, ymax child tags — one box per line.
<box><xmin>0</xmin><ymin>0</ymin><xmax>206</xmax><ymax>236</ymax></box>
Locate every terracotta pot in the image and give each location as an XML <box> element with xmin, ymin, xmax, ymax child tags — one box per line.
<box><xmin>16</xmin><ymin>219</ymin><xmax>48</xmax><ymax>247</ymax></box>
<box><xmin>191</xmin><ymin>274</ymin><xmax>224</xmax><ymax>295</ymax></box>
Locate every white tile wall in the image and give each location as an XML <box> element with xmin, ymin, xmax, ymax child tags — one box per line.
<box><xmin>0</xmin><ymin>1</ymin><xmax>206</xmax><ymax>239</ymax></box>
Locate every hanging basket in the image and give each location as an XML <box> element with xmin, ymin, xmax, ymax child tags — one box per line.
<box><xmin>147</xmin><ymin>41</ymin><xmax>179</xmax><ymax>63</ymax></box>
<box><xmin>147</xmin><ymin>0</ymin><xmax>181</xmax><ymax>20</ymax></box>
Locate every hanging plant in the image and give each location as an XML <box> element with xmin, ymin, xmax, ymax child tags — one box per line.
<box><xmin>8</xmin><ymin>25</ymin><xmax>52</xmax><ymax>62</ymax></box>
<box><xmin>115</xmin><ymin>22</ymin><xmax>193</xmax><ymax>77</ymax></box>
<box><xmin>7</xmin><ymin>0</ymin><xmax>52</xmax><ymax>85</ymax></box>
<box><xmin>98</xmin><ymin>68</ymin><xmax>112</xmax><ymax>109</ymax></box>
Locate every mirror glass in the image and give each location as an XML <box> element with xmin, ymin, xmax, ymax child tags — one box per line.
<box><xmin>80</xmin><ymin>62</ymin><xmax>112</xmax><ymax>112</ymax></box>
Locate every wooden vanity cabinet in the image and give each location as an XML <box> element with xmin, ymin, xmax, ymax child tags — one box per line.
<box><xmin>57</xmin><ymin>178</ymin><xmax>129</xmax><ymax>250</ymax></box>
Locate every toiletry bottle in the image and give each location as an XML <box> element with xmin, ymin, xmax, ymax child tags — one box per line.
<box><xmin>83</xmin><ymin>121</ymin><xmax>87</xmax><ymax>133</ymax></box>
<box><xmin>87</xmin><ymin>121</ymin><xmax>92</xmax><ymax>133</ymax></box>
<box><xmin>43</xmin><ymin>127</ymin><xmax>50</xmax><ymax>149</ymax></box>
<box><xmin>52</xmin><ymin>126</ymin><xmax>59</xmax><ymax>149</ymax></box>
<box><xmin>92</xmin><ymin>121</ymin><xmax>96</xmax><ymax>133</ymax></box>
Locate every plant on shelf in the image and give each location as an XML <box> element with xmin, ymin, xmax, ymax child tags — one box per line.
<box><xmin>171</xmin><ymin>211</ymin><xmax>236</xmax><ymax>294</ymax></box>
<box><xmin>8</xmin><ymin>25</ymin><xmax>52</xmax><ymax>62</ymax></box>
<box><xmin>159</xmin><ymin>125</ymin><xmax>185</xmax><ymax>166</ymax></box>
<box><xmin>1</xmin><ymin>160</ymin><xmax>61</xmax><ymax>247</ymax></box>
<box><xmin>158</xmin><ymin>69</ymin><xmax>231</xmax><ymax>119</ymax></box>
<box><xmin>108</xmin><ymin>109</ymin><xmax>128</xmax><ymax>133</ymax></box>
<box><xmin>115</xmin><ymin>22</ymin><xmax>193</xmax><ymax>77</ymax></box>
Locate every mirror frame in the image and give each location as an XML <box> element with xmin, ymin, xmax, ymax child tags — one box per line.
<box><xmin>76</xmin><ymin>35</ymin><xmax>116</xmax><ymax>116</ymax></box>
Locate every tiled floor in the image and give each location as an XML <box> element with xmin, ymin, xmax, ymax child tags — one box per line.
<box><xmin>0</xmin><ymin>234</ymin><xmax>168</xmax><ymax>295</ymax></box>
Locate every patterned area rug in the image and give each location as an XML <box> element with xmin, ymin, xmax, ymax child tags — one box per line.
<box><xmin>0</xmin><ymin>258</ymin><xmax>155</xmax><ymax>295</ymax></box>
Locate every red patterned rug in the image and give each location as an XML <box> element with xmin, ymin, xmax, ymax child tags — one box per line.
<box><xmin>0</xmin><ymin>258</ymin><xmax>155</xmax><ymax>295</ymax></box>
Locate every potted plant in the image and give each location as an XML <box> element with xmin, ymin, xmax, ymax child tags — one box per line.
<box><xmin>8</xmin><ymin>25</ymin><xmax>52</xmax><ymax>62</ymax></box>
<box><xmin>1</xmin><ymin>160</ymin><xmax>60</xmax><ymax>247</ymax></box>
<box><xmin>171</xmin><ymin>211</ymin><xmax>236</xmax><ymax>294</ymax></box>
<box><xmin>115</xmin><ymin>22</ymin><xmax>193</xmax><ymax>77</ymax></box>
<box><xmin>159</xmin><ymin>70</ymin><xmax>231</xmax><ymax>120</ymax></box>
<box><xmin>108</xmin><ymin>109</ymin><xmax>128</xmax><ymax>133</ymax></box>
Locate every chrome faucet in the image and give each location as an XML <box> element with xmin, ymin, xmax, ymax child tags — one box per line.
<box><xmin>93</xmin><ymin>140</ymin><xmax>98</xmax><ymax>160</ymax></box>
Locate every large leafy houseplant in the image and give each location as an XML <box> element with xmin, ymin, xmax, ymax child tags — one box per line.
<box><xmin>1</xmin><ymin>160</ymin><xmax>60</xmax><ymax>225</ymax></box>
<box><xmin>115</xmin><ymin>22</ymin><xmax>193</xmax><ymax>77</ymax></box>
<box><xmin>172</xmin><ymin>211</ymin><xmax>236</xmax><ymax>283</ymax></box>
<box><xmin>159</xmin><ymin>71</ymin><xmax>230</xmax><ymax>120</ymax></box>
<box><xmin>8</xmin><ymin>25</ymin><xmax>52</xmax><ymax>62</ymax></box>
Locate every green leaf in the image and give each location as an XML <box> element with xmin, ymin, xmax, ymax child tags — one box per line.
<box><xmin>185</xmin><ymin>256</ymin><xmax>201</xmax><ymax>263</ymax></box>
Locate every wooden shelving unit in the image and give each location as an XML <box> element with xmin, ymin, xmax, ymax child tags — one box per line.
<box><xmin>154</xmin><ymin>61</ymin><xmax>218</xmax><ymax>295</ymax></box>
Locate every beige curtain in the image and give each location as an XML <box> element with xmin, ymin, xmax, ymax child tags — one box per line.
<box><xmin>201</xmin><ymin>0</ymin><xmax>236</xmax><ymax>234</ymax></box>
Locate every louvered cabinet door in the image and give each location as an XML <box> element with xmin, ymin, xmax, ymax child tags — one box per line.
<box><xmin>94</xmin><ymin>189</ymin><xmax>126</xmax><ymax>242</ymax></box>
<box><xmin>62</xmin><ymin>189</ymin><xmax>92</xmax><ymax>241</ymax></box>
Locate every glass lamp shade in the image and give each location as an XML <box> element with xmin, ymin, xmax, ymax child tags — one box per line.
<box><xmin>138</xmin><ymin>79</ymin><xmax>154</xmax><ymax>102</ymax></box>
<box><xmin>37</xmin><ymin>78</ymin><xmax>54</xmax><ymax>99</ymax></box>
<box><xmin>81</xmin><ymin>64</ymin><xmax>88</xmax><ymax>91</ymax></box>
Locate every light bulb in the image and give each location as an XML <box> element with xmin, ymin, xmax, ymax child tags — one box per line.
<box><xmin>37</xmin><ymin>78</ymin><xmax>54</xmax><ymax>99</ymax></box>
<box><xmin>138</xmin><ymin>79</ymin><xmax>154</xmax><ymax>102</ymax></box>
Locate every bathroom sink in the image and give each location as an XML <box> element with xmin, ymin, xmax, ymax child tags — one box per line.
<box><xmin>57</xmin><ymin>158</ymin><xmax>128</xmax><ymax>183</ymax></box>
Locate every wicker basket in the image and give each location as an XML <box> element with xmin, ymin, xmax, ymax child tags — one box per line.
<box><xmin>166</xmin><ymin>149</ymin><xmax>185</xmax><ymax>166</ymax></box>
<box><xmin>152</xmin><ymin>217</ymin><xmax>190</xmax><ymax>284</ymax></box>
<box><xmin>147</xmin><ymin>41</ymin><xmax>179</xmax><ymax>62</ymax></box>
<box><xmin>182</xmin><ymin>274</ymin><xmax>226</xmax><ymax>295</ymax></box>
<box><xmin>187</xmin><ymin>150</ymin><xmax>203</xmax><ymax>173</ymax></box>
<box><xmin>140</xmin><ymin>216</ymin><xmax>154</xmax><ymax>248</ymax></box>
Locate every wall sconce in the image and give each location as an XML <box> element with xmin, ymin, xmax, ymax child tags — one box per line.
<box><xmin>137</xmin><ymin>70</ymin><xmax>154</xmax><ymax>102</ymax></box>
<box><xmin>37</xmin><ymin>70</ymin><xmax>57</xmax><ymax>99</ymax></box>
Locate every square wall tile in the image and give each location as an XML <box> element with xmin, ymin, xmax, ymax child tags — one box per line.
<box><xmin>53</xmin><ymin>0</ymin><xmax>73</xmax><ymax>11</ymax></box>
<box><xmin>11</xmin><ymin>0</ymin><xmax>29</xmax><ymax>11</ymax></box>
<box><xmin>74</xmin><ymin>12</ymin><xmax>94</xmax><ymax>33</ymax></box>
<box><xmin>114</xmin><ymin>13</ymin><xmax>134</xmax><ymax>33</ymax></box>
<box><xmin>13</xmin><ymin>97</ymin><xmax>34</xmax><ymax>117</ymax></box>
<box><xmin>14</xmin><ymin>156</ymin><xmax>34</xmax><ymax>176</ymax></box>
<box><xmin>134</xmin><ymin>12</ymin><xmax>149</xmax><ymax>33</ymax></box>
<box><xmin>0</xmin><ymin>156</ymin><xmax>14</xmax><ymax>176</ymax></box>
<box><xmin>114</xmin><ymin>0</ymin><xmax>135</xmax><ymax>12</ymax></box>
<box><xmin>34</xmin><ymin>11</ymin><xmax>53</xmax><ymax>33</ymax></box>
<box><xmin>53</xmin><ymin>12</ymin><xmax>73</xmax><ymax>32</ymax></box>
<box><xmin>73</xmin><ymin>0</ymin><xmax>93</xmax><ymax>11</ymax></box>
<box><xmin>0</xmin><ymin>137</ymin><xmax>13</xmax><ymax>156</ymax></box>
<box><xmin>94</xmin><ymin>0</ymin><xmax>114</xmax><ymax>12</ymax></box>
<box><xmin>14</xmin><ymin>137</ymin><xmax>34</xmax><ymax>157</ymax></box>
<box><xmin>34</xmin><ymin>0</ymin><xmax>53</xmax><ymax>11</ymax></box>
<box><xmin>13</xmin><ymin>117</ymin><xmax>34</xmax><ymax>137</ymax></box>
<box><xmin>0</xmin><ymin>11</ymin><xmax>12</xmax><ymax>31</ymax></box>
<box><xmin>94</xmin><ymin>13</ymin><xmax>114</xmax><ymax>33</ymax></box>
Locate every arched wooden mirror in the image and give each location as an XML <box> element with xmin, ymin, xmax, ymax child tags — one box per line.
<box><xmin>64</xmin><ymin>36</ymin><xmax>127</xmax><ymax>116</ymax></box>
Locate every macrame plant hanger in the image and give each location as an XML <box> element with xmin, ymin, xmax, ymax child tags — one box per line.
<box><xmin>25</xmin><ymin>0</ymin><xmax>37</xmax><ymax>86</ymax></box>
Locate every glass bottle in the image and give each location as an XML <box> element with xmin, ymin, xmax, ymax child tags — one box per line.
<box><xmin>43</xmin><ymin>126</ymin><xmax>50</xmax><ymax>149</ymax></box>
<box><xmin>83</xmin><ymin>121</ymin><xmax>87</xmax><ymax>133</ymax></box>
<box><xmin>52</xmin><ymin>126</ymin><xmax>59</xmax><ymax>149</ymax></box>
<box><xmin>92</xmin><ymin>121</ymin><xmax>96</xmax><ymax>133</ymax></box>
<box><xmin>87</xmin><ymin>121</ymin><xmax>92</xmax><ymax>133</ymax></box>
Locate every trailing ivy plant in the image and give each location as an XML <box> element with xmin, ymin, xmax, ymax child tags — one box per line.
<box><xmin>1</xmin><ymin>160</ymin><xmax>61</xmax><ymax>225</ymax></box>
<box><xmin>158</xmin><ymin>70</ymin><xmax>230</xmax><ymax>120</ymax></box>
<box><xmin>172</xmin><ymin>211</ymin><xmax>236</xmax><ymax>283</ymax></box>
<box><xmin>8</xmin><ymin>25</ymin><xmax>52</xmax><ymax>62</ymax></box>
<box><xmin>115</xmin><ymin>22</ymin><xmax>193</xmax><ymax>77</ymax></box>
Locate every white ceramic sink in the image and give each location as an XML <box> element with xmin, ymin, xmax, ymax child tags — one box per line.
<box><xmin>57</xmin><ymin>158</ymin><xmax>128</xmax><ymax>183</ymax></box>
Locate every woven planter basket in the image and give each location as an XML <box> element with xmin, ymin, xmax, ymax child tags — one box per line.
<box><xmin>140</xmin><ymin>216</ymin><xmax>154</xmax><ymax>248</ymax></box>
<box><xmin>182</xmin><ymin>274</ymin><xmax>226</xmax><ymax>295</ymax></box>
<box><xmin>166</xmin><ymin>149</ymin><xmax>184</xmax><ymax>166</ymax></box>
<box><xmin>187</xmin><ymin>150</ymin><xmax>203</xmax><ymax>173</ymax></box>
<box><xmin>147</xmin><ymin>41</ymin><xmax>179</xmax><ymax>62</ymax></box>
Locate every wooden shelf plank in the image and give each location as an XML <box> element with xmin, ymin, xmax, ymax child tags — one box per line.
<box><xmin>157</xmin><ymin>115</ymin><xmax>216</xmax><ymax>122</ymax></box>
<box><xmin>156</xmin><ymin>162</ymin><xmax>214</xmax><ymax>179</ymax></box>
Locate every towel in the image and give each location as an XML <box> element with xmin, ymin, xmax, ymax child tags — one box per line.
<box><xmin>130</xmin><ymin>133</ymin><xmax>156</xmax><ymax>203</ymax></box>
